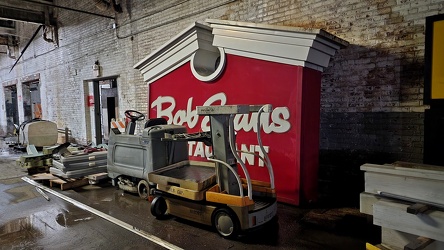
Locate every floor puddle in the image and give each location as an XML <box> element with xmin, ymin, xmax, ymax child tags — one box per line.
<box><xmin>0</xmin><ymin>214</ymin><xmax>44</xmax><ymax>248</ymax></box>
<box><xmin>56</xmin><ymin>209</ymin><xmax>94</xmax><ymax>227</ymax></box>
<box><xmin>0</xmin><ymin>207</ymin><xmax>95</xmax><ymax>246</ymax></box>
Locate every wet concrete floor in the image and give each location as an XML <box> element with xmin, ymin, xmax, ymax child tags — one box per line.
<box><xmin>0</xmin><ymin>140</ymin><xmax>378</xmax><ymax>249</ymax></box>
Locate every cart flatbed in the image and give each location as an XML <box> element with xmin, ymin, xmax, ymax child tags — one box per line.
<box><xmin>148</xmin><ymin>160</ymin><xmax>216</xmax><ymax>192</ymax></box>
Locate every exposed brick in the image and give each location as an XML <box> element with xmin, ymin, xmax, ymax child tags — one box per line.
<box><xmin>0</xmin><ymin>0</ymin><xmax>442</xmax><ymax>165</ymax></box>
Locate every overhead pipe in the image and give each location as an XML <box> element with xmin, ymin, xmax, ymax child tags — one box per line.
<box><xmin>9</xmin><ymin>25</ymin><xmax>42</xmax><ymax>73</ymax></box>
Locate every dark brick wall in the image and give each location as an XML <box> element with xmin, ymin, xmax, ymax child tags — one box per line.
<box><xmin>320</xmin><ymin>112</ymin><xmax>424</xmax><ymax>162</ymax></box>
<box><xmin>318</xmin><ymin>112</ymin><xmax>424</xmax><ymax>206</ymax></box>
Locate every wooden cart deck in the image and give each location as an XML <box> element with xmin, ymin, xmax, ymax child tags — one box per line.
<box><xmin>149</xmin><ymin>160</ymin><xmax>216</xmax><ymax>200</ymax></box>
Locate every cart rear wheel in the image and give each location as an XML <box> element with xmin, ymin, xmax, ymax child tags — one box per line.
<box><xmin>150</xmin><ymin>196</ymin><xmax>168</xmax><ymax>219</ymax></box>
<box><xmin>212</xmin><ymin>208</ymin><xmax>239</xmax><ymax>238</ymax></box>
<box><xmin>138</xmin><ymin>180</ymin><xmax>149</xmax><ymax>199</ymax></box>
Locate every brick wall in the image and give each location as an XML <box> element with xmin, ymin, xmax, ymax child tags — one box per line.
<box><xmin>0</xmin><ymin>0</ymin><xmax>443</xmax><ymax>204</ymax></box>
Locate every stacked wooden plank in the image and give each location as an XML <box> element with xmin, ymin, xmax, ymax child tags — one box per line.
<box><xmin>32</xmin><ymin>173</ymin><xmax>89</xmax><ymax>191</ymax></box>
<box><xmin>49</xmin><ymin>177</ymin><xmax>89</xmax><ymax>190</ymax></box>
<box><xmin>360</xmin><ymin>162</ymin><xmax>444</xmax><ymax>250</ymax></box>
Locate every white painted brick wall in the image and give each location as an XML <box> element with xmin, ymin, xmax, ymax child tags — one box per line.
<box><xmin>0</xmin><ymin>0</ymin><xmax>442</xmax><ymax>160</ymax></box>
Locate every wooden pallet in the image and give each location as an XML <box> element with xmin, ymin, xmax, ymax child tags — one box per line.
<box><xmin>50</xmin><ymin>177</ymin><xmax>89</xmax><ymax>191</ymax></box>
<box><xmin>87</xmin><ymin>172</ymin><xmax>109</xmax><ymax>184</ymax></box>
<box><xmin>32</xmin><ymin>173</ymin><xmax>58</xmax><ymax>185</ymax></box>
<box><xmin>32</xmin><ymin>173</ymin><xmax>58</xmax><ymax>180</ymax></box>
<box><xmin>32</xmin><ymin>173</ymin><xmax>88</xmax><ymax>190</ymax></box>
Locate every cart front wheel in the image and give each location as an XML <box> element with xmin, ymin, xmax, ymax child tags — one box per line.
<box><xmin>212</xmin><ymin>208</ymin><xmax>239</xmax><ymax>238</ymax></box>
<box><xmin>138</xmin><ymin>180</ymin><xmax>149</xmax><ymax>199</ymax></box>
<box><xmin>150</xmin><ymin>196</ymin><xmax>168</xmax><ymax>219</ymax></box>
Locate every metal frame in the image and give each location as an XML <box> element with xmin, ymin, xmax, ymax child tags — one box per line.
<box><xmin>424</xmin><ymin>13</ymin><xmax>444</xmax><ymax>106</ymax></box>
<box><xmin>152</xmin><ymin>104</ymin><xmax>277</xmax><ymax>237</ymax></box>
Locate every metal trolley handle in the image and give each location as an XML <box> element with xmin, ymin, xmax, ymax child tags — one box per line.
<box><xmin>228</xmin><ymin>104</ymin><xmax>274</xmax><ymax>201</ymax></box>
<box><xmin>197</xmin><ymin>104</ymin><xmax>275</xmax><ymax>200</ymax></box>
<box><xmin>207</xmin><ymin>157</ymin><xmax>244</xmax><ymax>198</ymax></box>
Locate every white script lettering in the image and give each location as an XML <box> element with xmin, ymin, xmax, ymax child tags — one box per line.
<box><xmin>150</xmin><ymin>92</ymin><xmax>290</xmax><ymax>134</ymax></box>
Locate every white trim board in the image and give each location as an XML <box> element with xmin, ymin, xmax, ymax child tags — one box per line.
<box><xmin>374</xmin><ymin>200</ymin><xmax>444</xmax><ymax>242</ymax></box>
<box><xmin>208</xmin><ymin>19</ymin><xmax>347</xmax><ymax>72</ymax></box>
<box><xmin>359</xmin><ymin>192</ymin><xmax>383</xmax><ymax>216</ymax></box>
<box><xmin>134</xmin><ymin>23</ymin><xmax>213</xmax><ymax>84</ymax></box>
<box><xmin>205</xmin><ymin>19</ymin><xmax>349</xmax><ymax>47</ymax></box>
<box><xmin>382</xmin><ymin>227</ymin><xmax>444</xmax><ymax>250</ymax></box>
<box><xmin>134</xmin><ymin>19</ymin><xmax>348</xmax><ymax>83</ymax></box>
<box><xmin>364</xmin><ymin>171</ymin><xmax>444</xmax><ymax>206</ymax></box>
<box><xmin>361</xmin><ymin>163</ymin><xmax>444</xmax><ymax>181</ymax></box>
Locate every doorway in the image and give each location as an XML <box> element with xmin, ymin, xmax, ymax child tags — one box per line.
<box><xmin>424</xmin><ymin>106</ymin><xmax>444</xmax><ymax>166</ymax></box>
<box><xmin>92</xmin><ymin>78</ymin><xmax>118</xmax><ymax>145</ymax></box>
<box><xmin>22</xmin><ymin>81</ymin><xmax>41</xmax><ymax>121</ymax></box>
<box><xmin>4</xmin><ymin>85</ymin><xmax>19</xmax><ymax>135</ymax></box>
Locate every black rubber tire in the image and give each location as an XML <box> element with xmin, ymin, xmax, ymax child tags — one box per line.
<box><xmin>212</xmin><ymin>208</ymin><xmax>240</xmax><ymax>238</ymax></box>
<box><xmin>150</xmin><ymin>196</ymin><xmax>168</xmax><ymax>219</ymax></box>
<box><xmin>137</xmin><ymin>180</ymin><xmax>149</xmax><ymax>200</ymax></box>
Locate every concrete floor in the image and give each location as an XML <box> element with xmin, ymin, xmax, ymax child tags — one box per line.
<box><xmin>0</xmin><ymin>140</ymin><xmax>379</xmax><ymax>249</ymax></box>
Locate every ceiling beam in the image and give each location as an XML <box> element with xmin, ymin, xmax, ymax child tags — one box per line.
<box><xmin>22</xmin><ymin>0</ymin><xmax>115</xmax><ymax>19</ymax></box>
<box><xmin>0</xmin><ymin>6</ymin><xmax>48</xmax><ymax>25</ymax></box>
<box><xmin>0</xmin><ymin>28</ymin><xmax>14</xmax><ymax>36</ymax></box>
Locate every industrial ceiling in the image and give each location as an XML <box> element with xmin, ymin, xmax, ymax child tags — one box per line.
<box><xmin>0</xmin><ymin>0</ymin><xmax>121</xmax><ymax>59</ymax></box>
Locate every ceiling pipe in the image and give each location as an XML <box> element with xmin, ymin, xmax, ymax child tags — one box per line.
<box><xmin>9</xmin><ymin>25</ymin><xmax>42</xmax><ymax>73</ymax></box>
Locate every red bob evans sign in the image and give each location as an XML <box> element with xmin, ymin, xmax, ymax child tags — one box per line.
<box><xmin>135</xmin><ymin>19</ymin><xmax>347</xmax><ymax>205</ymax></box>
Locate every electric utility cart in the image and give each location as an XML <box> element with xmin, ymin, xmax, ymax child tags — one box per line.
<box><xmin>149</xmin><ymin>104</ymin><xmax>278</xmax><ymax>238</ymax></box>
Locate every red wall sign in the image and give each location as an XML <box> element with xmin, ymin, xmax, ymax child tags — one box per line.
<box><xmin>149</xmin><ymin>54</ymin><xmax>322</xmax><ymax>205</ymax></box>
<box><xmin>87</xmin><ymin>95</ymin><xmax>94</xmax><ymax>107</ymax></box>
<box><xmin>136</xmin><ymin>20</ymin><xmax>347</xmax><ymax>205</ymax></box>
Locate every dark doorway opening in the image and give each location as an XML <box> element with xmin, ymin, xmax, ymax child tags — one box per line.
<box><xmin>22</xmin><ymin>81</ymin><xmax>41</xmax><ymax>121</ymax></box>
<box><xmin>106</xmin><ymin>96</ymin><xmax>116</xmax><ymax>128</ymax></box>
<box><xmin>92</xmin><ymin>78</ymin><xmax>118</xmax><ymax>145</ymax></box>
<box><xmin>4</xmin><ymin>85</ymin><xmax>19</xmax><ymax>135</ymax></box>
<box><xmin>424</xmin><ymin>107</ymin><xmax>444</xmax><ymax>166</ymax></box>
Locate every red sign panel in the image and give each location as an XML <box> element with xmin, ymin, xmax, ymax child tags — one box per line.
<box><xmin>149</xmin><ymin>54</ymin><xmax>321</xmax><ymax>205</ymax></box>
<box><xmin>87</xmin><ymin>95</ymin><xmax>94</xmax><ymax>107</ymax></box>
